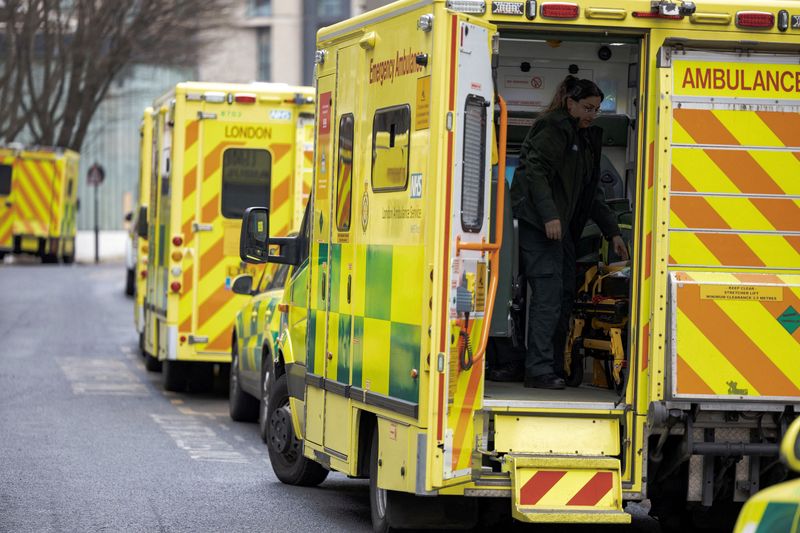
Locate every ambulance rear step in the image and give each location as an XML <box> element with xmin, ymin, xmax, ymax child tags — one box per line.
<box><xmin>505</xmin><ymin>455</ymin><xmax>629</xmax><ymax>524</ymax></box>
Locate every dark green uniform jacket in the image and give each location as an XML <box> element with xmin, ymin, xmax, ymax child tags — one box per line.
<box><xmin>510</xmin><ymin>108</ymin><xmax>620</xmax><ymax>242</ymax></box>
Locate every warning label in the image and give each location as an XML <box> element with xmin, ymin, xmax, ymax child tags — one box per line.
<box><xmin>699</xmin><ymin>284</ymin><xmax>783</xmax><ymax>302</ymax></box>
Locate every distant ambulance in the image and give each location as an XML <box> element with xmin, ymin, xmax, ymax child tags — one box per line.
<box><xmin>0</xmin><ymin>146</ymin><xmax>79</xmax><ymax>263</ymax></box>
<box><xmin>142</xmin><ymin>82</ymin><xmax>314</xmax><ymax>391</ymax></box>
<box><xmin>133</xmin><ymin>108</ymin><xmax>154</xmax><ymax>354</ymax></box>
<box><xmin>239</xmin><ymin>1</ymin><xmax>800</xmax><ymax>531</ymax></box>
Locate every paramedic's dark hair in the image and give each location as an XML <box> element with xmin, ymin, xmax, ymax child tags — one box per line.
<box><xmin>545</xmin><ymin>75</ymin><xmax>604</xmax><ymax>112</ymax></box>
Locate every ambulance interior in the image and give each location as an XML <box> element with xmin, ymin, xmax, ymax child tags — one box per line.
<box><xmin>486</xmin><ymin>35</ymin><xmax>642</xmax><ymax>406</ymax></box>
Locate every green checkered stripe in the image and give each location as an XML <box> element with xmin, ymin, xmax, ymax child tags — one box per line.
<box><xmin>308</xmin><ymin>242</ymin><xmax>424</xmax><ymax>404</ymax></box>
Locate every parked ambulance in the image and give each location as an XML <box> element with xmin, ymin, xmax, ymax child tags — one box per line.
<box><xmin>141</xmin><ymin>82</ymin><xmax>314</xmax><ymax>391</ymax></box>
<box><xmin>241</xmin><ymin>1</ymin><xmax>800</xmax><ymax>530</ymax></box>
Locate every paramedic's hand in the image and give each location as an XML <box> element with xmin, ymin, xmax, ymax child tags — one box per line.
<box><xmin>612</xmin><ymin>235</ymin><xmax>629</xmax><ymax>261</ymax></box>
<box><xmin>545</xmin><ymin>219</ymin><xmax>562</xmax><ymax>240</ymax></box>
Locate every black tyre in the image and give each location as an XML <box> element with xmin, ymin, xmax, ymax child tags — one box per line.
<box><xmin>139</xmin><ymin>333</ymin><xmax>146</xmax><ymax>357</ymax></box>
<box><xmin>42</xmin><ymin>253</ymin><xmax>58</xmax><ymax>264</ymax></box>
<box><xmin>125</xmin><ymin>268</ymin><xmax>135</xmax><ymax>296</ymax></box>
<box><xmin>229</xmin><ymin>339</ymin><xmax>258</xmax><ymax>421</ymax></box>
<box><xmin>145</xmin><ymin>351</ymin><xmax>161</xmax><ymax>372</ymax></box>
<box><xmin>258</xmin><ymin>349</ymin><xmax>272</xmax><ymax>442</ymax></box>
<box><xmin>62</xmin><ymin>253</ymin><xmax>74</xmax><ymax>264</ymax></box>
<box><xmin>369</xmin><ymin>426</ymin><xmax>394</xmax><ymax>533</ymax></box>
<box><xmin>266</xmin><ymin>374</ymin><xmax>328</xmax><ymax>486</ymax></box>
<box><xmin>163</xmin><ymin>360</ymin><xmax>188</xmax><ymax>392</ymax></box>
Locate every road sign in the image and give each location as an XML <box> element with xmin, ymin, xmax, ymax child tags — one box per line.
<box><xmin>87</xmin><ymin>163</ymin><xmax>105</xmax><ymax>186</ymax></box>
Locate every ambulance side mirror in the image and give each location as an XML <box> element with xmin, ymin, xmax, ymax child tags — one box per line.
<box><xmin>231</xmin><ymin>274</ymin><xmax>254</xmax><ymax>295</ymax></box>
<box><xmin>781</xmin><ymin>417</ymin><xmax>800</xmax><ymax>472</ymax></box>
<box><xmin>240</xmin><ymin>206</ymin><xmax>302</xmax><ymax>266</ymax></box>
<box><xmin>136</xmin><ymin>205</ymin><xmax>148</xmax><ymax>240</ymax></box>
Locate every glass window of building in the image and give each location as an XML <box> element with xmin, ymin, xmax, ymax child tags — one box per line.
<box><xmin>257</xmin><ymin>28</ymin><xmax>271</xmax><ymax>81</ymax></box>
<box><xmin>249</xmin><ymin>0</ymin><xmax>271</xmax><ymax>17</ymax></box>
<box><xmin>317</xmin><ymin>0</ymin><xmax>343</xmax><ymax>17</ymax></box>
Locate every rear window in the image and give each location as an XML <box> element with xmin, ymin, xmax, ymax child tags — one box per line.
<box><xmin>0</xmin><ymin>164</ymin><xmax>11</xmax><ymax>195</ymax></box>
<box><xmin>221</xmin><ymin>148</ymin><xmax>271</xmax><ymax>219</ymax></box>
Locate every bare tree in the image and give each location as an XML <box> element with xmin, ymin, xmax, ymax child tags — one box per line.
<box><xmin>0</xmin><ymin>0</ymin><xmax>236</xmax><ymax>151</ymax></box>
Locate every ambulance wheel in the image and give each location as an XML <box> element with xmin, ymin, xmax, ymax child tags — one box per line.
<box><xmin>138</xmin><ymin>333</ymin><xmax>145</xmax><ymax>357</ymax></box>
<box><xmin>145</xmin><ymin>352</ymin><xmax>161</xmax><ymax>372</ymax></box>
<box><xmin>163</xmin><ymin>360</ymin><xmax>188</xmax><ymax>392</ymax></box>
<box><xmin>125</xmin><ymin>268</ymin><xmax>135</xmax><ymax>296</ymax></box>
<box><xmin>0</xmin><ymin>252</ymin><xmax>5</xmax><ymax>261</ymax></box>
<box><xmin>42</xmin><ymin>253</ymin><xmax>58</xmax><ymax>264</ymax></box>
<box><xmin>229</xmin><ymin>340</ymin><xmax>258</xmax><ymax>421</ymax></box>
<box><xmin>565</xmin><ymin>345</ymin><xmax>583</xmax><ymax>387</ymax></box>
<box><xmin>62</xmin><ymin>253</ymin><xmax>74</xmax><ymax>264</ymax></box>
<box><xmin>266</xmin><ymin>374</ymin><xmax>328</xmax><ymax>486</ymax></box>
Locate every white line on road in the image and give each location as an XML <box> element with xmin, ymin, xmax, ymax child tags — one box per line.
<box><xmin>233</xmin><ymin>435</ymin><xmax>245</xmax><ymax>442</ymax></box>
<box><xmin>57</xmin><ymin>357</ymin><xmax>147</xmax><ymax>396</ymax></box>
<box><xmin>150</xmin><ymin>414</ymin><xmax>249</xmax><ymax>464</ymax></box>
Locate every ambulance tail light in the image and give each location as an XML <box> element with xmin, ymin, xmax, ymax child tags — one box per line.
<box><xmin>736</xmin><ymin>11</ymin><xmax>774</xmax><ymax>28</ymax></box>
<box><xmin>278</xmin><ymin>303</ymin><xmax>289</xmax><ymax>313</ymax></box>
<box><xmin>172</xmin><ymin>236</ymin><xmax>183</xmax><ymax>246</ymax></box>
<box><xmin>234</xmin><ymin>93</ymin><xmax>257</xmax><ymax>104</ymax></box>
<box><xmin>140</xmin><ymin>269</ymin><xmax>148</xmax><ymax>279</ymax></box>
<box><xmin>540</xmin><ymin>2</ymin><xmax>579</xmax><ymax>19</ymax></box>
<box><xmin>170</xmin><ymin>281</ymin><xmax>181</xmax><ymax>293</ymax></box>
<box><xmin>445</xmin><ymin>0</ymin><xmax>486</xmax><ymax>14</ymax></box>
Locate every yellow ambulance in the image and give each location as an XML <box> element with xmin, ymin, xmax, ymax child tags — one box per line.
<box><xmin>141</xmin><ymin>82</ymin><xmax>314</xmax><ymax>391</ymax></box>
<box><xmin>133</xmin><ymin>107</ymin><xmax>154</xmax><ymax>353</ymax></box>
<box><xmin>240</xmin><ymin>1</ymin><xmax>800</xmax><ymax>530</ymax></box>
<box><xmin>0</xmin><ymin>145</ymin><xmax>79</xmax><ymax>263</ymax></box>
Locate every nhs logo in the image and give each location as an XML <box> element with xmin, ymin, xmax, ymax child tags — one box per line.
<box><xmin>410</xmin><ymin>173</ymin><xmax>423</xmax><ymax>199</ymax></box>
<box><xmin>270</xmin><ymin>109</ymin><xmax>292</xmax><ymax>121</ymax></box>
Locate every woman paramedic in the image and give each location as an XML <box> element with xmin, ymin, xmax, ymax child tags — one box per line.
<box><xmin>508</xmin><ymin>75</ymin><xmax>629</xmax><ymax>390</ymax></box>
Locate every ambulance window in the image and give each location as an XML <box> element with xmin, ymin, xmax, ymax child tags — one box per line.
<box><xmin>336</xmin><ymin>114</ymin><xmax>354</xmax><ymax>231</ymax></box>
<box><xmin>265</xmin><ymin>264</ymin><xmax>289</xmax><ymax>291</ymax></box>
<box><xmin>371</xmin><ymin>105</ymin><xmax>410</xmax><ymax>192</ymax></box>
<box><xmin>221</xmin><ymin>148</ymin><xmax>271</xmax><ymax>219</ymax></box>
<box><xmin>461</xmin><ymin>95</ymin><xmax>487</xmax><ymax>233</ymax></box>
<box><xmin>0</xmin><ymin>165</ymin><xmax>11</xmax><ymax>195</ymax></box>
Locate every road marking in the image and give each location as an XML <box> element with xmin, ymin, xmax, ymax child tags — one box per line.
<box><xmin>150</xmin><ymin>414</ymin><xmax>249</xmax><ymax>464</ymax></box>
<box><xmin>248</xmin><ymin>446</ymin><xmax>263</xmax><ymax>455</ymax></box>
<box><xmin>120</xmin><ymin>346</ymin><xmax>132</xmax><ymax>354</ymax></box>
<box><xmin>233</xmin><ymin>435</ymin><xmax>245</xmax><ymax>442</ymax></box>
<box><xmin>176</xmin><ymin>407</ymin><xmax>223</xmax><ymax>419</ymax></box>
<box><xmin>57</xmin><ymin>357</ymin><xmax>147</xmax><ymax>396</ymax></box>
<box><xmin>218</xmin><ymin>423</ymin><xmax>230</xmax><ymax>431</ymax></box>
<box><xmin>171</xmin><ymin>399</ymin><xmax>184</xmax><ymax>405</ymax></box>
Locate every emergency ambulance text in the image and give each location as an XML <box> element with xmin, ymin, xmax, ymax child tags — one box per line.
<box><xmin>369</xmin><ymin>49</ymin><xmax>424</xmax><ymax>85</ymax></box>
<box><xmin>681</xmin><ymin>67</ymin><xmax>800</xmax><ymax>94</ymax></box>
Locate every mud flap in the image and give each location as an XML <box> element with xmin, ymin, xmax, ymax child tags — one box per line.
<box><xmin>506</xmin><ymin>455</ymin><xmax>630</xmax><ymax>524</ymax></box>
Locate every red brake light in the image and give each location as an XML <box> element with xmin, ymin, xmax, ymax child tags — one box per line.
<box><xmin>736</xmin><ymin>11</ymin><xmax>774</xmax><ymax>28</ymax></box>
<box><xmin>540</xmin><ymin>2</ymin><xmax>579</xmax><ymax>19</ymax></box>
<box><xmin>172</xmin><ymin>236</ymin><xmax>183</xmax><ymax>246</ymax></box>
<box><xmin>234</xmin><ymin>93</ymin><xmax>257</xmax><ymax>104</ymax></box>
<box><xmin>140</xmin><ymin>269</ymin><xmax>147</xmax><ymax>279</ymax></box>
<box><xmin>170</xmin><ymin>281</ymin><xmax>181</xmax><ymax>293</ymax></box>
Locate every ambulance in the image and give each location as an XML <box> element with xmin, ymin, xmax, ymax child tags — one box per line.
<box><xmin>0</xmin><ymin>145</ymin><xmax>79</xmax><ymax>263</ymax></box>
<box><xmin>240</xmin><ymin>1</ymin><xmax>800</xmax><ymax>530</ymax></box>
<box><xmin>133</xmin><ymin>107</ymin><xmax>154</xmax><ymax>351</ymax></box>
<box><xmin>142</xmin><ymin>82</ymin><xmax>314</xmax><ymax>391</ymax></box>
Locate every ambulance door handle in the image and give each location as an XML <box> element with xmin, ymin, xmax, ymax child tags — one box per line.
<box><xmin>347</xmin><ymin>274</ymin><xmax>351</xmax><ymax>304</ymax></box>
<box><xmin>321</xmin><ymin>272</ymin><xmax>326</xmax><ymax>301</ymax></box>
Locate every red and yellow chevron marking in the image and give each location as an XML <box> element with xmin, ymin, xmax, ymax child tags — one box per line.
<box><xmin>447</xmin><ymin>317</ymin><xmax>484</xmax><ymax>473</ymax></box>
<box><xmin>517</xmin><ymin>469</ymin><xmax>616</xmax><ymax>509</ymax></box>
<box><xmin>669</xmin><ymin>109</ymin><xmax>800</xmax><ymax>269</ymax></box>
<box><xmin>335</xmin><ymin>151</ymin><xmax>352</xmax><ymax>229</ymax></box>
<box><xmin>176</xmin><ymin>118</ymin><xmax>302</xmax><ymax>357</ymax></box>
<box><xmin>673</xmin><ymin>271</ymin><xmax>800</xmax><ymax>399</ymax></box>
<box><xmin>13</xmin><ymin>158</ymin><xmax>56</xmax><ymax>238</ymax></box>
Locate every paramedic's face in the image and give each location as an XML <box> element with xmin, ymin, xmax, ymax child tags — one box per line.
<box><xmin>568</xmin><ymin>96</ymin><xmax>602</xmax><ymax>128</ymax></box>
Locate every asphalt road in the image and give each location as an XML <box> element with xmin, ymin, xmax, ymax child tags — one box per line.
<box><xmin>0</xmin><ymin>262</ymin><xmax>661</xmax><ymax>533</ymax></box>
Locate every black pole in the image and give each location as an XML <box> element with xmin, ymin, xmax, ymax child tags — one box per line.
<box><xmin>94</xmin><ymin>183</ymin><xmax>99</xmax><ymax>264</ymax></box>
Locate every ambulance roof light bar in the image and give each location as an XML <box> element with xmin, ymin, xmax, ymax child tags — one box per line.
<box><xmin>445</xmin><ymin>0</ymin><xmax>486</xmax><ymax>14</ymax></box>
<box><xmin>736</xmin><ymin>11</ymin><xmax>775</xmax><ymax>28</ymax></box>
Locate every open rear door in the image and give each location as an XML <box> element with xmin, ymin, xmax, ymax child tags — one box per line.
<box><xmin>429</xmin><ymin>12</ymin><xmax>496</xmax><ymax>487</ymax></box>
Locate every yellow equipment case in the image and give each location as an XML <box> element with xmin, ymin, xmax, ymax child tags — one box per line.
<box><xmin>142</xmin><ymin>82</ymin><xmax>314</xmax><ymax>390</ymax></box>
<box><xmin>0</xmin><ymin>145</ymin><xmax>79</xmax><ymax>263</ymax></box>
<box><xmin>240</xmin><ymin>1</ymin><xmax>800</xmax><ymax>530</ymax></box>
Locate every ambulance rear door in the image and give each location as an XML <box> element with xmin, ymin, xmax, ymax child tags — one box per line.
<box><xmin>0</xmin><ymin>150</ymin><xmax>14</xmax><ymax>251</ymax></box>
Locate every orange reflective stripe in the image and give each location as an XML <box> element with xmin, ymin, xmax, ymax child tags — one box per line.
<box><xmin>695</xmin><ymin>233</ymin><xmax>765</xmax><ymax>267</ymax></box>
<box><xmin>755</xmin><ymin>111</ymin><xmax>800</xmax><ymax>147</ymax></box>
<box><xmin>750</xmin><ymin>198</ymin><xmax>800</xmax><ymax>232</ymax></box>
<box><xmin>674</xmin><ymin>109</ymin><xmax>739</xmax><ymax>145</ymax></box>
<box><xmin>679</xmin><ymin>284</ymin><xmax>800</xmax><ymax>396</ymax></box>
<box><xmin>671</xmin><ymin>196</ymin><xmax>730</xmax><ymax>230</ymax></box>
<box><xmin>704</xmin><ymin>149</ymin><xmax>784</xmax><ymax>195</ymax></box>
<box><xmin>271</xmin><ymin>143</ymin><xmax>292</xmax><ymax>163</ymax></box>
<box><xmin>185</xmin><ymin>121</ymin><xmax>199</xmax><ymax>150</ymax></box>
<box><xmin>676</xmin><ymin>354</ymin><xmax>715</xmax><ymax>395</ymax></box>
<box><xmin>670</xmin><ymin>166</ymin><xmax>695</xmax><ymax>192</ymax></box>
